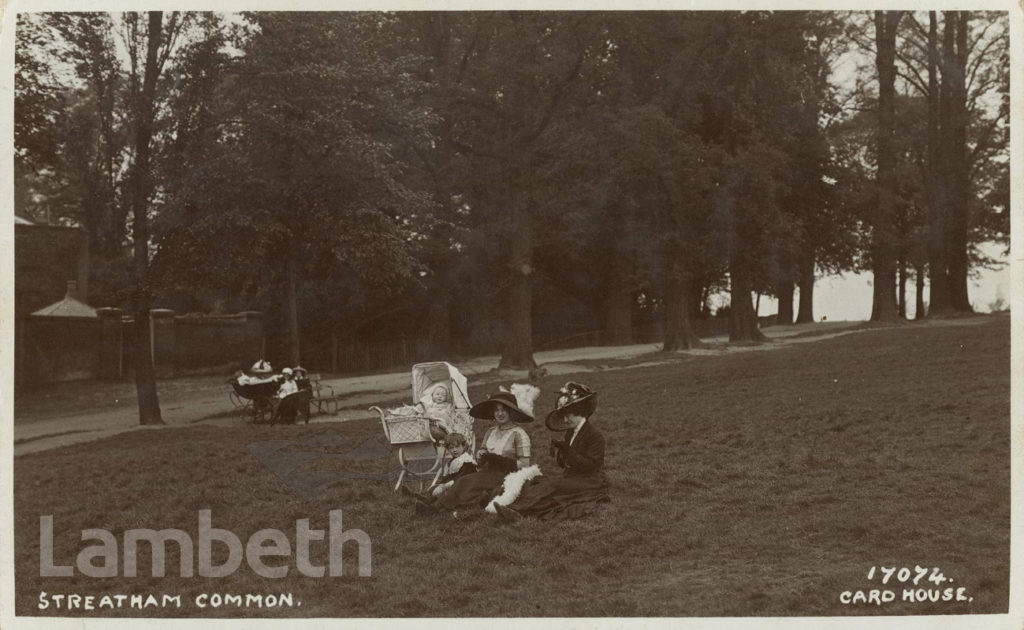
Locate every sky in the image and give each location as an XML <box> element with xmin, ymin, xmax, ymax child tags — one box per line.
<box><xmin>752</xmin><ymin>242</ymin><xmax>1010</xmax><ymax>322</ymax></box>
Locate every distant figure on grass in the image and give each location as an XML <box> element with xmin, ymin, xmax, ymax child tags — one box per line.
<box><xmin>277</xmin><ymin>367</ymin><xmax>299</xmax><ymax>398</ymax></box>
<box><xmin>428</xmin><ymin>433</ymin><xmax>478</xmax><ymax>497</ymax></box>
<box><xmin>493</xmin><ymin>381</ymin><xmax>610</xmax><ymax>521</ymax></box>
<box><xmin>404</xmin><ymin>384</ymin><xmax>539</xmax><ymax>517</ymax></box>
<box><xmin>272</xmin><ymin>367</ymin><xmax>303</xmax><ymax>425</ymax></box>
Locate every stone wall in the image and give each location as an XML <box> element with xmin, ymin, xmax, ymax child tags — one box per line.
<box><xmin>16</xmin><ymin>310</ymin><xmax>264</xmax><ymax>386</ymax></box>
<box><xmin>16</xmin><ymin>316</ymin><xmax>103</xmax><ymax>384</ymax></box>
<box><xmin>149</xmin><ymin>311</ymin><xmax>265</xmax><ymax>377</ymax></box>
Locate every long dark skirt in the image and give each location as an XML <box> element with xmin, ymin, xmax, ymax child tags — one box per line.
<box><xmin>434</xmin><ymin>467</ymin><xmax>507</xmax><ymax>510</ymax></box>
<box><xmin>509</xmin><ymin>471</ymin><xmax>610</xmax><ymax>520</ymax></box>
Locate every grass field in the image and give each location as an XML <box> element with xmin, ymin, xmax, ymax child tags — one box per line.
<box><xmin>13</xmin><ymin>315</ymin><xmax>1010</xmax><ymax>617</ymax></box>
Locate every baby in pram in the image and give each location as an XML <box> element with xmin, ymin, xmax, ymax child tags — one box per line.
<box><xmin>418</xmin><ymin>383</ymin><xmax>457</xmax><ymax>440</ymax></box>
<box><xmin>234</xmin><ymin>359</ymin><xmax>279</xmax><ymax>386</ymax></box>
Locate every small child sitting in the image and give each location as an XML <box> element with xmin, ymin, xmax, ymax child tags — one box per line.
<box><xmin>429</xmin><ymin>433</ymin><xmax>477</xmax><ymax>497</ymax></box>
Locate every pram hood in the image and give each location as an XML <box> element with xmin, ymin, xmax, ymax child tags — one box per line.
<box><xmin>411</xmin><ymin>362</ymin><xmax>471</xmax><ymax>410</ymax></box>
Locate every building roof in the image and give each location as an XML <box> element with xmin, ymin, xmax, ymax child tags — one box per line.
<box><xmin>31</xmin><ymin>281</ymin><xmax>97</xmax><ymax>318</ymax></box>
<box><xmin>15</xmin><ymin>216</ymin><xmax>34</xmax><ymax>225</ymax></box>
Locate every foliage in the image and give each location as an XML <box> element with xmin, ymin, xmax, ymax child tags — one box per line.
<box><xmin>13</xmin><ymin>11</ymin><xmax>1010</xmax><ymax>358</ymax></box>
<box><xmin>151</xmin><ymin>14</ymin><xmax>434</xmax><ymax>332</ymax></box>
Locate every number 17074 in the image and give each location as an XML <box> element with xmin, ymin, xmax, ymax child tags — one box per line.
<box><xmin>867</xmin><ymin>566</ymin><xmax>949</xmax><ymax>586</ymax></box>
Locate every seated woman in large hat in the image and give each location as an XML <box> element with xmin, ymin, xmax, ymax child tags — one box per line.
<box><xmin>494</xmin><ymin>381</ymin><xmax>610</xmax><ymax>521</ymax></box>
<box><xmin>405</xmin><ymin>384</ymin><xmax>539</xmax><ymax>516</ymax></box>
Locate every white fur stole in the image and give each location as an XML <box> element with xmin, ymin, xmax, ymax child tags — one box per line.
<box><xmin>485</xmin><ymin>465</ymin><xmax>542</xmax><ymax>514</ymax></box>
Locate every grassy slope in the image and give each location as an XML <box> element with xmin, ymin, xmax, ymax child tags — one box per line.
<box><xmin>14</xmin><ymin>316</ymin><xmax>1010</xmax><ymax>617</ymax></box>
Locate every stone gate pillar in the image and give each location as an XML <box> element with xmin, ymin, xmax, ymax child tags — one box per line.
<box><xmin>150</xmin><ymin>309</ymin><xmax>177</xmax><ymax>378</ymax></box>
<box><xmin>96</xmin><ymin>307</ymin><xmax>123</xmax><ymax>379</ymax></box>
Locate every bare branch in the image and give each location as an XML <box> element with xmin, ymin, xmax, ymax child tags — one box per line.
<box><xmin>894</xmin><ymin>56</ymin><xmax>928</xmax><ymax>95</ymax></box>
<box><xmin>845</xmin><ymin>12</ymin><xmax>878</xmax><ymax>56</ymax></box>
<box><xmin>965</xmin><ymin>25</ymin><xmax>1007</xmax><ymax>95</ymax></box>
<box><xmin>968</xmin><ymin>111</ymin><xmax>1008</xmax><ymax>165</ymax></box>
<box><xmin>896</xmin><ymin>73</ymin><xmax>926</xmax><ymax>97</ymax></box>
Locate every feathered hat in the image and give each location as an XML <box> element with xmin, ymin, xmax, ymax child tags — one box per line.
<box><xmin>250</xmin><ymin>359</ymin><xmax>273</xmax><ymax>375</ymax></box>
<box><xmin>545</xmin><ymin>381</ymin><xmax>598</xmax><ymax>431</ymax></box>
<box><xmin>469</xmin><ymin>383</ymin><xmax>540</xmax><ymax>423</ymax></box>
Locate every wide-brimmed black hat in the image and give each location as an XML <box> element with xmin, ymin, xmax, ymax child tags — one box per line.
<box><xmin>470</xmin><ymin>388</ymin><xmax>536</xmax><ymax>423</ymax></box>
<box><xmin>545</xmin><ymin>381</ymin><xmax>597</xmax><ymax>431</ymax></box>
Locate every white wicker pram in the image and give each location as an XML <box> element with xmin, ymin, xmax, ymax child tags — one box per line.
<box><xmin>371</xmin><ymin>361</ymin><xmax>475</xmax><ymax>491</ymax></box>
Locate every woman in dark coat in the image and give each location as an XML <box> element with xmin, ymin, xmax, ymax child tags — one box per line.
<box><xmin>495</xmin><ymin>382</ymin><xmax>610</xmax><ymax>520</ymax></box>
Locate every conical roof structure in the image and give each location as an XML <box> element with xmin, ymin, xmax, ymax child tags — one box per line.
<box><xmin>31</xmin><ymin>281</ymin><xmax>97</xmax><ymax>318</ymax></box>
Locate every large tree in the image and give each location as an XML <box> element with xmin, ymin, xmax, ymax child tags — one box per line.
<box><xmin>695</xmin><ymin>13</ymin><xmax>836</xmax><ymax>340</ymax></box>
<box><xmin>125</xmin><ymin>11</ymin><xmax>186</xmax><ymax>425</ymax></box>
<box><xmin>892</xmin><ymin>11</ymin><xmax>1008</xmax><ymax>315</ymax></box>
<box><xmin>154</xmin><ymin>13</ymin><xmax>432</xmax><ymax>366</ymax></box>
<box><xmin>407</xmin><ymin>13</ymin><xmax>598</xmax><ymax>369</ymax></box>
<box><xmin>530</xmin><ymin>13</ymin><xmax>716</xmax><ymax>351</ymax></box>
<box><xmin>868</xmin><ymin>10</ymin><xmax>903</xmax><ymax>323</ymax></box>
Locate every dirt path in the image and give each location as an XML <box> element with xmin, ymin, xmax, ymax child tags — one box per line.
<box><xmin>13</xmin><ymin>317</ymin><xmax>992</xmax><ymax>456</ymax></box>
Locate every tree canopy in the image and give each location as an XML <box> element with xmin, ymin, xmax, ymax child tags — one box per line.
<box><xmin>15</xmin><ymin>10</ymin><xmax>1010</xmax><ymax>390</ymax></box>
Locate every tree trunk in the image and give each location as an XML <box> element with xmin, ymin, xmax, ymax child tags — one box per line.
<box><xmin>870</xmin><ymin>10</ymin><xmax>902</xmax><ymax>324</ymax></box>
<box><xmin>728</xmin><ymin>256</ymin><xmax>767</xmax><ymax>342</ymax></box>
<box><xmin>662</xmin><ymin>270</ymin><xmax>702</xmax><ymax>351</ymax></box>
<box><xmin>428</xmin><ymin>285</ymin><xmax>452</xmax><ymax>357</ymax></box>
<box><xmin>688</xmin><ymin>279</ymin><xmax>706</xmax><ymax>320</ymax></box>
<box><xmin>795</xmin><ymin>251</ymin><xmax>815</xmax><ymax>324</ymax></box>
<box><xmin>602</xmin><ymin>204</ymin><xmax>634</xmax><ymax>345</ymax></box>
<box><xmin>331</xmin><ymin>330</ymin><xmax>338</xmax><ymax>372</ymax></box>
<box><xmin>96</xmin><ymin>67</ymin><xmax>120</xmax><ymax>258</ymax></box>
<box><xmin>915</xmin><ymin>262</ymin><xmax>927</xmax><ymax>319</ymax></box>
<box><xmin>928</xmin><ymin>11</ymin><xmax>953</xmax><ymax>315</ymax></box>
<box><xmin>285</xmin><ymin>254</ymin><xmax>301</xmax><ymax>367</ymax></box>
<box><xmin>870</xmin><ymin>255</ymin><xmax>899</xmax><ymax>322</ymax></box>
<box><xmin>947</xmin><ymin>11</ymin><xmax>972</xmax><ymax>312</ymax></box>
<box><xmin>130</xmin><ymin>11</ymin><xmax>164</xmax><ymax>425</ymax></box>
<box><xmin>132</xmin><ymin>301</ymin><xmax>161</xmax><ymax>424</ymax></box>
<box><xmin>776</xmin><ymin>280</ymin><xmax>795</xmax><ymax>325</ymax></box>
<box><xmin>897</xmin><ymin>257</ymin><xmax>907</xmax><ymax>319</ymax></box>
<box><xmin>700</xmin><ymin>282</ymin><xmax>713</xmax><ymax>319</ymax></box>
<box><xmin>603</xmin><ymin>285</ymin><xmax>633</xmax><ymax>346</ymax></box>
<box><xmin>498</xmin><ymin>180</ymin><xmax>536</xmax><ymax>370</ymax></box>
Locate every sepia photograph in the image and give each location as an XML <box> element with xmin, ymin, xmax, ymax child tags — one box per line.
<box><xmin>3</xmin><ymin>3</ymin><xmax>1018</xmax><ymax>626</ymax></box>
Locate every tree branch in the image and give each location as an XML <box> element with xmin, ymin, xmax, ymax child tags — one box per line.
<box><xmin>964</xmin><ymin>26</ymin><xmax>1006</xmax><ymax>95</ymax></box>
<box><xmin>967</xmin><ymin>112</ymin><xmax>1008</xmax><ymax>167</ymax></box>
<box><xmin>895</xmin><ymin>58</ymin><xmax>928</xmax><ymax>95</ymax></box>
<box><xmin>520</xmin><ymin>20</ymin><xmax>589</xmax><ymax>147</ymax></box>
<box><xmin>448</xmin><ymin>136</ymin><xmax>503</xmax><ymax>162</ymax></box>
